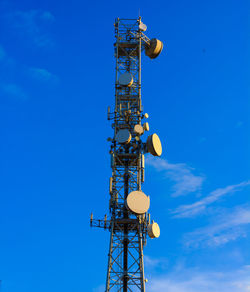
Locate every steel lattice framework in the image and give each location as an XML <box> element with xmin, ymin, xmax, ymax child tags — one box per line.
<box><xmin>91</xmin><ymin>17</ymin><xmax>163</xmax><ymax>292</ymax></box>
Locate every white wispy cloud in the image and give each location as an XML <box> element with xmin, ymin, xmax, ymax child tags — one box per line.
<box><xmin>144</xmin><ymin>255</ymin><xmax>168</xmax><ymax>270</ymax></box>
<box><xmin>4</xmin><ymin>9</ymin><xmax>55</xmax><ymax>47</ymax></box>
<box><xmin>184</xmin><ymin>206</ymin><xmax>250</xmax><ymax>248</ymax></box>
<box><xmin>1</xmin><ymin>83</ymin><xmax>28</xmax><ymax>100</ymax></box>
<box><xmin>93</xmin><ymin>284</ymin><xmax>105</xmax><ymax>292</ymax></box>
<box><xmin>173</xmin><ymin>180</ymin><xmax>250</xmax><ymax>218</ymax></box>
<box><xmin>40</xmin><ymin>11</ymin><xmax>55</xmax><ymax>22</ymax></box>
<box><xmin>147</xmin><ymin>265</ymin><xmax>250</xmax><ymax>292</ymax></box>
<box><xmin>29</xmin><ymin>67</ymin><xmax>59</xmax><ymax>83</ymax></box>
<box><xmin>146</xmin><ymin>156</ymin><xmax>205</xmax><ymax>197</ymax></box>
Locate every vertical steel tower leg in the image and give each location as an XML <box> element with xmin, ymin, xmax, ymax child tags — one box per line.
<box><xmin>139</xmin><ymin>223</ymin><xmax>146</xmax><ymax>291</ymax></box>
<box><xmin>106</xmin><ymin>222</ymin><xmax>114</xmax><ymax>292</ymax></box>
<box><xmin>123</xmin><ymin>168</ymin><xmax>129</xmax><ymax>292</ymax></box>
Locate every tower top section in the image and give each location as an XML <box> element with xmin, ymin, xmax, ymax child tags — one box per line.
<box><xmin>114</xmin><ymin>17</ymin><xmax>163</xmax><ymax>60</ymax></box>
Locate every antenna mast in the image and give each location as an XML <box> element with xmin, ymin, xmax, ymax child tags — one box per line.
<box><xmin>91</xmin><ymin>17</ymin><xmax>164</xmax><ymax>292</ymax></box>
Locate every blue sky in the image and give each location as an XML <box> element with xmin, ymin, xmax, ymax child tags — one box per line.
<box><xmin>0</xmin><ymin>0</ymin><xmax>249</xmax><ymax>291</ymax></box>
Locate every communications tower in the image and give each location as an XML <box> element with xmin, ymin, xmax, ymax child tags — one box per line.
<box><xmin>91</xmin><ymin>17</ymin><xmax>164</xmax><ymax>292</ymax></box>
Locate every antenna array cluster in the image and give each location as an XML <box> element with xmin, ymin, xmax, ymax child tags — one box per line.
<box><xmin>91</xmin><ymin>17</ymin><xmax>164</xmax><ymax>292</ymax></box>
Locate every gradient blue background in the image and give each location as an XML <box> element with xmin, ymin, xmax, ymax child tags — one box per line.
<box><xmin>0</xmin><ymin>0</ymin><xmax>249</xmax><ymax>291</ymax></box>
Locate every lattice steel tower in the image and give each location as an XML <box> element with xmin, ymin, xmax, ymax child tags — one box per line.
<box><xmin>91</xmin><ymin>17</ymin><xmax>164</xmax><ymax>292</ymax></box>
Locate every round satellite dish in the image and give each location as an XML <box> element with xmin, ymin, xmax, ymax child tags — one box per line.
<box><xmin>126</xmin><ymin>191</ymin><xmax>150</xmax><ymax>215</ymax></box>
<box><xmin>115</xmin><ymin>129</ymin><xmax>131</xmax><ymax>144</ymax></box>
<box><xmin>139</xmin><ymin>22</ymin><xmax>147</xmax><ymax>32</ymax></box>
<box><xmin>146</xmin><ymin>134</ymin><xmax>162</xmax><ymax>156</ymax></box>
<box><xmin>118</xmin><ymin>72</ymin><xmax>133</xmax><ymax>87</ymax></box>
<box><xmin>143</xmin><ymin>122</ymin><xmax>149</xmax><ymax>132</ymax></box>
<box><xmin>147</xmin><ymin>222</ymin><xmax>160</xmax><ymax>238</ymax></box>
<box><xmin>144</xmin><ymin>113</ymin><xmax>149</xmax><ymax>119</ymax></box>
<box><xmin>145</xmin><ymin>38</ymin><xmax>163</xmax><ymax>59</ymax></box>
<box><xmin>134</xmin><ymin>124</ymin><xmax>144</xmax><ymax>136</ymax></box>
